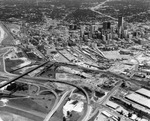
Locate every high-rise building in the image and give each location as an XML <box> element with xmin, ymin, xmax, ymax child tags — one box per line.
<box><xmin>118</xmin><ymin>16</ymin><xmax>124</xmax><ymax>28</ymax></box>
<box><xmin>69</xmin><ymin>24</ymin><xmax>74</xmax><ymax>30</ymax></box>
<box><xmin>102</xmin><ymin>35</ymin><xmax>106</xmax><ymax>42</ymax></box>
<box><xmin>91</xmin><ymin>25</ymin><xmax>95</xmax><ymax>34</ymax></box>
<box><xmin>107</xmin><ymin>22</ymin><xmax>111</xmax><ymax>29</ymax></box>
<box><xmin>123</xmin><ymin>30</ymin><xmax>128</xmax><ymax>39</ymax></box>
<box><xmin>103</xmin><ymin>22</ymin><xmax>108</xmax><ymax>30</ymax></box>
<box><xmin>118</xmin><ymin>16</ymin><xmax>124</xmax><ymax>38</ymax></box>
<box><xmin>69</xmin><ymin>24</ymin><xmax>77</xmax><ymax>30</ymax></box>
<box><xmin>103</xmin><ymin>22</ymin><xmax>111</xmax><ymax>30</ymax></box>
<box><xmin>80</xmin><ymin>25</ymin><xmax>85</xmax><ymax>38</ymax></box>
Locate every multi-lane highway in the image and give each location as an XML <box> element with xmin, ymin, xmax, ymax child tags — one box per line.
<box><xmin>100</xmin><ymin>81</ymin><xmax>122</xmax><ymax>105</ymax></box>
<box><xmin>90</xmin><ymin>0</ymin><xmax>117</xmax><ymax>21</ymax></box>
<box><xmin>89</xmin><ymin>81</ymin><xmax>122</xmax><ymax>119</ymax></box>
<box><xmin>0</xmin><ymin>21</ymin><xmax>148</xmax><ymax>121</ymax></box>
<box><xmin>0</xmin><ymin>60</ymin><xmax>50</xmax><ymax>89</ymax></box>
<box><xmin>0</xmin><ymin>60</ymin><xmax>91</xmax><ymax>121</ymax></box>
<box><xmin>90</xmin><ymin>0</ymin><xmax>110</xmax><ymax>11</ymax></box>
<box><xmin>44</xmin><ymin>91</ymin><xmax>71</xmax><ymax>121</ymax></box>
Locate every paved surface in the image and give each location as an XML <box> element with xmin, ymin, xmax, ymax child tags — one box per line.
<box><xmin>90</xmin><ymin>0</ymin><xmax>117</xmax><ymax>21</ymax></box>
<box><xmin>100</xmin><ymin>81</ymin><xmax>122</xmax><ymax>105</ymax></box>
<box><xmin>43</xmin><ymin>91</ymin><xmax>71</xmax><ymax>121</ymax></box>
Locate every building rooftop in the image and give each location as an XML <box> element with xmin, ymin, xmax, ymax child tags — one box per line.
<box><xmin>136</xmin><ymin>88</ymin><xmax>150</xmax><ymax>98</ymax></box>
<box><xmin>106</xmin><ymin>101</ymin><xmax>120</xmax><ymax>109</ymax></box>
<box><xmin>126</xmin><ymin>93</ymin><xmax>150</xmax><ymax>109</ymax></box>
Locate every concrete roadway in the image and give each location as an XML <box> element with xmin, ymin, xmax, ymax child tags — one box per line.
<box><xmin>43</xmin><ymin>91</ymin><xmax>71</xmax><ymax>121</ymax></box>
<box><xmin>89</xmin><ymin>81</ymin><xmax>122</xmax><ymax>119</ymax></box>
<box><xmin>0</xmin><ymin>72</ymin><xmax>91</xmax><ymax>121</ymax></box>
<box><xmin>18</xmin><ymin>75</ymin><xmax>122</xmax><ymax>121</ymax></box>
<box><xmin>0</xmin><ymin>62</ymin><xmax>148</xmax><ymax>89</ymax></box>
<box><xmin>0</xmin><ymin>79</ymin><xmax>59</xmax><ymax>120</ymax></box>
<box><xmin>100</xmin><ymin>81</ymin><xmax>122</xmax><ymax>105</ymax></box>
<box><xmin>90</xmin><ymin>0</ymin><xmax>117</xmax><ymax>21</ymax></box>
<box><xmin>90</xmin><ymin>0</ymin><xmax>110</xmax><ymax>10</ymax></box>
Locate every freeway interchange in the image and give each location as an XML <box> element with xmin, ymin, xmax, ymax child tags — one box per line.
<box><xmin>0</xmin><ymin>6</ymin><xmax>149</xmax><ymax>121</ymax></box>
<box><xmin>0</xmin><ymin>60</ymin><xmax>91</xmax><ymax>121</ymax></box>
<box><xmin>0</xmin><ymin>37</ymin><xmax>149</xmax><ymax>121</ymax></box>
<box><xmin>0</xmin><ymin>57</ymin><xmax>147</xmax><ymax>121</ymax></box>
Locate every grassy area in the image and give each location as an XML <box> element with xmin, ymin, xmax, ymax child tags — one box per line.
<box><xmin>95</xmin><ymin>91</ymin><xmax>105</xmax><ymax>98</ymax></box>
<box><xmin>8</xmin><ymin>98</ymin><xmax>48</xmax><ymax>114</ymax></box>
<box><xmin>5</xmin><ymin>58</ymin><xmax>24</xmax><ymax>72</ymax></box>
<box><xmin>0</xmin><ymin>48</ymin><xmax>10</xmax><ymax>56</ymax></box>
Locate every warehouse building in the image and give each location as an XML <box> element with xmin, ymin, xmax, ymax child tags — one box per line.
<box><xmin>126</xmin><ymin>93</ymin><xmax>150</xmax><ymax>109</ymax></box>
<box><xmin>136</xmin><ymin>88</ymin><xmax>150</xmax><ymax>98</ymax></box>
<box><xmin>106</xmin><ymin>101</ymin><xmax>120</xmax><ymax>109</ymax></box>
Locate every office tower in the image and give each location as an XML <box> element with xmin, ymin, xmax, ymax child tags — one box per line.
<box><xmin>118</xmin><ymin>16</ymin><xmax>124</xmax><ymax>28</ymax></box>
<box><xmin>83</xmin><ymin>35</ymin><xmax>88</xmax><ymax>42</ymax></box>
<box><xmin>74</xmin><ymin>25</ymin><xmax>77</xmax><ymax>30</ymax></box>
<box><xmin>123</xmin><ymin>30</ymin><xmax>128</xmax><ymax>39</ymax></box>
<box><xmin>102</xmin><ymin>34</ymin><xmax>106</xmax><ymax>42</ymax></box>
<box><xmin>98</xmin><ymin>27</ymin><xmax>102</xmax><ymax>32</ymax></box>
<box><xmin>106</xmin><ymin>33</ymin><xmax>109</xmax><ymax>41</ymax></box>
<box><xmin>103</xmin><ymin>22</ymin><xmax>108</xmax><ymax>30</ymax></box>
<box><xmin>118</xmin><ymin>16</ymin><xmax>124</xmax><ymax>38</ymax></box>
<box><xmin>69</xmin><ymin>24</ymin><xmax>77</xmax><ymax>30</ymax></box>
<box><xmin>69</xmin><ymin>24</ymin><xmax>74</xmax><ymax>30</ymax></box>
<box><xmin>97</xmin><ymin>31</ymin><xmax>102</xmax><ymax>39</ymax></box>
<box><xmin>107</xmin><ymin>22</ymin><xmax>111</xmax><ymax>29</ymax></box>
<box><xmin>128</xmin><ymin>33</ymin><xmax>133</xmax><ymax>39</ymax></box>
<box><xmin>89</xmin><ymin>25</ymin><xmax>95</xmax><ymax>38</ymax></box>
<box><xmin>109</xmin><ymin>33</ymin><xmax>113</xmax><ymax>40</ymax></box>
<box><xmin>80</xmin><ymin>26</ymin><xmax>85</xmax><ymax>38</ymax></box>
<box><xmin>103</xmin><ymin>22</ymin><xmax>111</xmax><ymax>30</ymax></box>
<box><xmin>91</xmin><ymin>25</ymin><xmax>95</xmax><ymax>34</ymax></box>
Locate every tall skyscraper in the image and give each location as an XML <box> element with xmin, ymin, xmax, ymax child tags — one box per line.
<box><xmin>103</xmin><ymin>22</ymin><xmax>108</xmax><ymax>30</ymax></box>
<box><xmin>102</xmin><ymin>35</ymin><xmax>106</xmax><ymax>42</ymax></box>
<box><xmin>118</xmin><ymin>16</ymin><xmax>124</xmax><ymax>38</ymax></box>
<box><xmin>123</xmin><ymin>30</ymin><xmax>128</xmax><ymax>39</ymax></box>
<box><xmin>80</xmin><ymin>25</ymin><xmax>85</xmax><ymax>38</ymax></box>
<box><xmin>118</xmin><ymin>16</ymin><xmax>124</xmax><ymax>28</ymax></box>
<box><xmin>103</xmin><ymin>22</ymin><xmax>111</xmax><ymax>30</ymax></box>
<box><xmin>107</xmin><ymin>22</ymin><xmax>111</xmax><ymax>29</ymax></box>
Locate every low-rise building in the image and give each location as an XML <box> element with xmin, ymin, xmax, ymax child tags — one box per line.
<box><xmin>136</xmin><ymin>88</ymin><xmax>150</xmax><ymax>98</ymax></box>
<box><xmin>126</xmin><ymin>93</ymin><xmax>150</xmax><ymax>109</ymax></box>
<box><xmin>101</xmin><ymin>111</ymin><xmax>112</xmax><ymax>118</ymax></box>
<box><xmin>106</xmin><ymin>101</ymin><xmax>120</xmax><ymax>110</ymax></box>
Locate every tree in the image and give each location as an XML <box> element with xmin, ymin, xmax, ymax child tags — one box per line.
<box><xmin>120</xmin><ymin>110</ymin><xmax>124</xmax><ymax>115</ymax></box>
<box><xmin>63</xmin><ymin>117</ymin><xmax>66</xmax><ymax>121</ymax></box>
<box><xmin>128</xmin><ymin>112</ymin><xmax>132</xmax><ymax>118</ymax></box>
<box><xmin>129</xmin><ymin>104</ymin><xmax>133</xmax><ymax>110</ymax></box>
<box><xmin>121</xmin><ymin>82</ymin><xmax>126</xmax><ymax>88</ymax></box>
<box><xmin>118</xmin><ymin>117</ymin><xmax>121</xmax><ymax>121</ymax></box>
<box><xmin>67</xmin><ymin>111</ymin><xmax>70</xmax><ymax>116</ymax></box>
<box><xmin>137</xmin><ymin>110</ymin><xmax>143</xmax><ymax>118</ymax></box>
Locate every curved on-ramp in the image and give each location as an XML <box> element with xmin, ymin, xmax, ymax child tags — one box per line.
<box><xmin>42</xmin><ymin>80</ymin><xmax>90</xmax><ymax>121</ymax></box>
<box><xmin>0</xmin><ymin>60</ymin><xmax>90</xmax><ymax>121</ymax></box>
